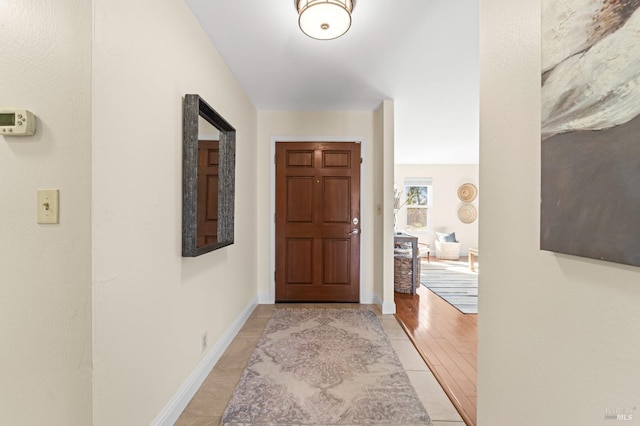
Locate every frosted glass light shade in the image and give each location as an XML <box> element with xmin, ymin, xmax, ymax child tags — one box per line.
<box><xmin>296</xmin><ymin>0</ymin><xmax>354</xmax><ymax>40</ymax></box>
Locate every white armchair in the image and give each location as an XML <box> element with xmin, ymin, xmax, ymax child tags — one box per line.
<box><xmin>435</xmin><ymin>231</ymin><xmax>461</xmax><ymax>260</ymax></box>
<box><xmin>435</xmin><ymin>241</ymin><xmax>461</xmax><ymax>260</ymax></box>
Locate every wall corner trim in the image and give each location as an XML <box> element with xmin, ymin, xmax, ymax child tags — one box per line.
<box><xmin>381</xmin><ymin>301</ymin><xmax>396</xmax><ymax>315</ymax></box>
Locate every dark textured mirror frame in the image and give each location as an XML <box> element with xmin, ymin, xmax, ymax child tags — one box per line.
<box><xmin>182</xmin><ymin>94</ymin><xmax>236</xmax><ymax>257</ymax></box>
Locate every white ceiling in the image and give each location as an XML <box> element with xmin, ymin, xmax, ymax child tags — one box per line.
<box><xmin>185</xmin><ymin>0</ymin><xmax>479</xmax><ymax>164</ymax></box>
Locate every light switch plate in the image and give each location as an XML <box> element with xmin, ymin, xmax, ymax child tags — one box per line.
<box><xmin>37</xmin><ymin>189</ymin><xmax>59</xmax><ymax>224</ymax></box>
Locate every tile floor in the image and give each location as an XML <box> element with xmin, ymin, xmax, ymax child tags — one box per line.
<box><xmin>176</xmin><ymin>303</ymin><xmax>465</xmax><ymax>426</ymax></box>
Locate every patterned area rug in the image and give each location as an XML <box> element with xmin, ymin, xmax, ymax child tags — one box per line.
<box><xmin>421</xmin><ymin>261</ymin><xmax>478</xmax><ymax>314</ymax></box>
<box><xmin>222</xmin><ymin>308</ymin><xmax>432</xmax><ymax>426</ymax></box>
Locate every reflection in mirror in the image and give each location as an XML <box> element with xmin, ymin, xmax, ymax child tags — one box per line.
<box><xmin>198</xmin><ymin>115</ymin><xmax>220</xmax><ymax>140</ymax></box>
<box><xmin>182</xmin><ymin>94</ymin><xmax>236</xmax><ymax>257</ymax></box>
<box><xmin>197</xmin><ymin>116</ymin><xmax>220</xmax><ymax>247</ymax></box>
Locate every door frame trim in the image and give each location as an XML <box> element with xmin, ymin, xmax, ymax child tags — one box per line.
<box><xmin>267</xmin><ymin>136</ymin><xmax>368</xmax><ymax>304</ymax></box>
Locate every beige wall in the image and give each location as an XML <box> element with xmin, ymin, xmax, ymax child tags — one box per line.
<box><xmin>394</xmin><ymin>164</ymin><xmax>479</xmax><ymax>254</ymax></box>
<box><xmin>0</xmin><ymin>1</ymin><xmax>93</xmax><ymax>424</ymax></box>
<box><xmin>256</xmin><ymin>109</ymin><xmax>393</xmax><ymax>310</ymax></box>
<box><xmin>479</xmin><ymin>1</ymin><xmax>640</xmax><ymax>425</ymax></box>
<box><xmin>92</xmin><ymin>0</ymin><xmax>257</xmax><ymax>424</ymax></box>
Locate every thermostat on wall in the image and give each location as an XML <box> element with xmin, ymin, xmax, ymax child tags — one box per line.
<box><xmin>0</xmin><ymin>109</ymin><xmax>36</xmax><ymax>136</ymax></box>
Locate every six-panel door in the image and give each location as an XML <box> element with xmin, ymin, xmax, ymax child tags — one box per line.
<box><xmin>275</xmin><ymin>142</ymin><xmax>361</xmax><ymax>302</ymax></box>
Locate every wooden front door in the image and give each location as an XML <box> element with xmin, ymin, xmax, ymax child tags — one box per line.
<box><xmin>197</xmin><ymin>140</ymin><xmax>219</xmax><ymax>247</ymax></box>
<box><xmin>275</xmin><ymin>142</ymin><xmax>361</xmax><ymax>302</ymax></box>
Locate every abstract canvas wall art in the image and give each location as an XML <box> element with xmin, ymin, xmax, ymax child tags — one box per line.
<box><xmin>541</xmin><ymin>0</ymin><xmax>640</xmax><ymax>267</ymax></box>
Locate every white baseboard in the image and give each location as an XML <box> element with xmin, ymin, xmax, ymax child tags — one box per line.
<box><xmin>360</xmin><ymin>292</ymin><xmax>377</xmax><ymax>304</ymax></box>
<box><xmin>368</xmin><ymin>294</ymin><xmax>395</xmax><ymax>315</ymax></box>
<box><xmin>381</xmin><ymin>300</ymin><xmax>396</xmax><ymax>315</ymax></box>
<box><xmin>258</xmin><ymin>292</ymin><xmax>273</xmax><ymax>304</ymax></box>
<box><xmin>151</xmin><ymin>296</ymin><xmax>258</xmax><ymax>426</ymax></box>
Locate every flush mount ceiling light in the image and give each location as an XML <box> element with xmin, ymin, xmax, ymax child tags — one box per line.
<box><xmin>295</xmin><ymin>0</ymin><xmax>355</xmax><ymax>40</ymax></box>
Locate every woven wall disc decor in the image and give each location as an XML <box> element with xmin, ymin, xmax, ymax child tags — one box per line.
<box><xmin>458</xmin><ymin>204</ymin><xmax>477</xmax><ymax>224</ymax></box>
<box><xmin>457</xmin><ymin>183</ymin><xmax>477</xmax><ymax>202</ymax></box>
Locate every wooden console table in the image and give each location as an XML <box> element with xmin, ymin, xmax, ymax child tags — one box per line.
<box><xmin>469</xmin><ymin>247</ymin><xmax>478</xmax><ymax>272</ymax></box>
<box><xmin>394</xmin><ymin>232</ymin><xmax>419</xmax><ymax>294</ymax></box>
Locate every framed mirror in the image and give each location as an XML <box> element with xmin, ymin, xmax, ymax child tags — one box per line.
<box><xmin>182</xmin><ymin>94</ymin><xmax>236</xmax><ymax>256</ymax></box>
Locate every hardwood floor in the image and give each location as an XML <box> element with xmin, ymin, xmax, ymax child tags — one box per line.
<box><xmin>394</xmin><ymin>257</ymin><xmax>478</xmax><ymax>426</ymax></box>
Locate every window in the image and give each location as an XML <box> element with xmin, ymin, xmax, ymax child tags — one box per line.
<box><xmin>404</xmin><ymin>178</ymin><xmax>432</xmax><ymax>231</ymax></box>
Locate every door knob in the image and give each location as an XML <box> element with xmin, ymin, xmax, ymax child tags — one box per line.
<box><xmin>348</xmin><ymin>229</ymin><xmax>359</xmax><ymax>235</ymax></box>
